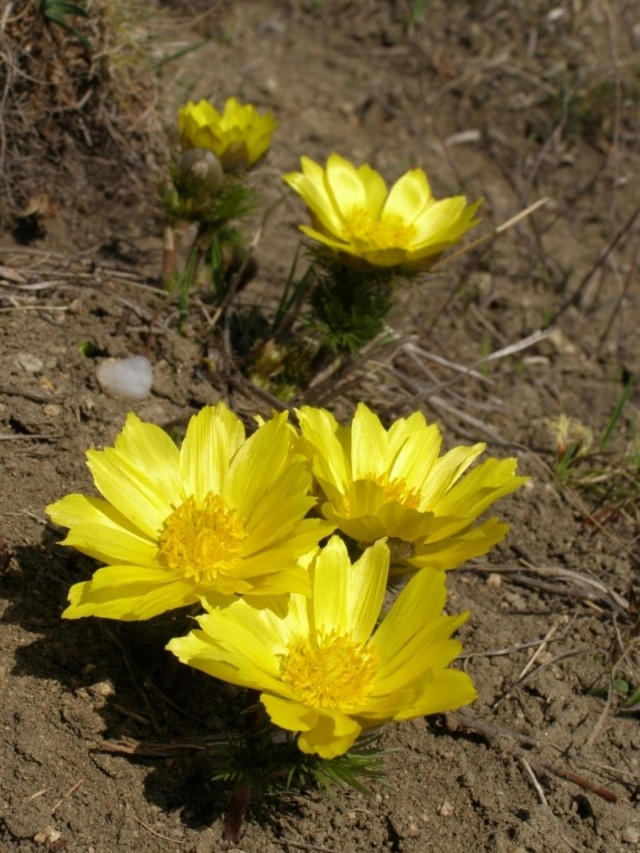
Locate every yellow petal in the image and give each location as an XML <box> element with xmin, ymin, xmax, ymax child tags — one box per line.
<box><xmin>197</xmin><ymin>606</ymin><xmax>287</xmax><ymax>675</ymax></box>
<box><xmin>371</xmin><ymin>568</ymin><xmax>448</xmax><ymax>663</ymax></box>
<box><xmin>61</xmin><ymin>521</ymin><xmax>158</xmax><ymax>566</ymax></box>
<box><xmin>418</xmin><ymin>442</ymin><xmax>487</xmax><ymax>507</ymax></box>
<box><xmin>296</xmin><ymin>405</ymin><xmax>350</xmax><ymax>492</ymax></box>
<box><xmin>433</xmin><ymin>457</ymin><xmax>527</xmax><ymax>518</ymax></box>
<box><xmin>284</xmin><ymin>158</ymin><xmax>345</xmax><ymax>236</ymax></box>
<box><xmin>411</xmin><ymin>196</ymin><xmax>481</xmax><ymax>249</ymax></box>
<box><xmin>180</xmin><ymin>403</ymin><xmax>245</xmax><ymax>501</ymax></box>
<box><xmin>296</xmin><ymin>709</ymin><xmax>362</xmax><ymax>759</ymax></box>
<box><xmin>169</xmin><ymin>628</ymin><xmax>287</xmax><ymax>694</ymax></box>
<box><xmin>310</xmin><ymin>537</ymin><xmax>388</xmax><ymax>642</ymax></box>
<box><xmin>261</xmin><ymin>693</ymin><xmax>318</xmax><ymax>733</ymax></box>
<box><xmin>296</xmin><ymin>224</ymin><xmax>349</xmax><ymax>252</ymax></box>
<box><xmin>394</xmin><ymin>669</ymin><xmax>477</xmax><ymax>720</ymax></box>
<box><xmin>374</xmin><ymin>615</ymin><xmax>469</xmax><ymax>692</ymax></box>
<box><xmin>47</xmin><ymin>494</ymin><xmax>157</xmax><ymax>564</ymax></box>
<box><xmin>383</xmin><ymin>168</ymin><xmax>433</xmax><ymax>222</ymax></box>
<box><xmin>87</xmin><ymin>414</ymin><xmax>182</xmax><ymax>537</ymax></box>
<box><xmin>409</xmin><ymin>517</ymin><xmax>510</xmax><ymax>571</ymax></box>
<box><xmin>387</xmin><ymin>414</ymin><xmax>442</xmax><ymax>490</ymax></box>
<box><xmin>375</xmin><ymin>501</ymin><xmax>434</xmax><ymax>542</ymax></box>
<box><xmin>64</xmin><ymin>568</ymin><xmax>194</xmax><ymax>620</ymax></box>
<box><xmin>357</xmin><ymin>163</ymin><xmax>388</xmax><ymax>217</ymax></box>
<box><xmin>320</xmin><ymin>504</ymin><xmax>387</xmax><ymax>544</ymax></box>
<box><xmin>224</xmin><ymin>412</ymin><xmax>291</xmax><ymax>515</ymax></box>
<box><xmin>351</xmin><ymin>403</ymin><xmax>389</xmax><ymax>480</ymax></box>
<box><xmin>240</xmin><ymin>460</ymin><xmax>314</xmax><ymax>542</ymax></box>
<box><xmin>325</xmin><ymin>153</ymin><xmax>369</xmax><ymax>222</ymax></box>
<box><xmin>113</xmin><ymin>413</ymin><xmax>181</xmax><ymax>480</ymax></box>
<box><xmin>238</xmin><ymin>563</ymin><xmax>312</xmax><ymax>598</ymax></box>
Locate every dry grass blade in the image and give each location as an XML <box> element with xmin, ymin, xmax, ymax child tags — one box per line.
<box><xmin>469</xmin><ymin>562</ymin><xmax>629</xmax><ymax>614</ymax></box>
<box><xmin>428</xmin><ymin>197</ymin><xmax>551</xmax><ymax>274</ymax></box>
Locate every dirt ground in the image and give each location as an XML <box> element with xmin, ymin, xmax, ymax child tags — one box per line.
<box><xmin>1</xmin><ymin>1</ymin><xmax>640</xmax><ymax>851</ymax></box>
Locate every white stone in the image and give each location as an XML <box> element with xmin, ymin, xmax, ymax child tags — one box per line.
<box><xmin>96</xmin><ymin>356</ymin><xmax>153</xmax><ymax>402</ymax></box>
<box><xmin>16</xmin><ymin>352</ymin><xmax>44</xmax><ymax>373</ymax></box>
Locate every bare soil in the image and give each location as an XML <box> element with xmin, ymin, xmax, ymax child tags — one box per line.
<box><xmin>1</xmin><ymin>2</ymin><xmax>639</xmax><ymax>851</ymax></box>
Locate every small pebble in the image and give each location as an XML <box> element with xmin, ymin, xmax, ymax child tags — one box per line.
<box><xmin>17</xmin><ymin>352</ymin><xmax>43</xmax><ymax>374</ymax></box>
<box><xmin>622</xmin><ymin>825</ymin><xmax>640</xmax><ymax>844</ymax></box>
<box><xmin>96</xmin><ymin>355</ymin><xmax>153</xmax><ymax>402</ymax></box>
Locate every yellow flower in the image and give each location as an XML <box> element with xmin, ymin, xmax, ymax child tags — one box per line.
<box><xmin>282</xmin><ymin>153</ymin><xmax>480</xmax><ymax>269</ymax></box>
<box><xmin>168</xmin><ymin>536</ymin><xmax>476</xmax><ymax>759</ymax></box>
<box><xmin>296</xmin><ymin>403</ymin><xmax>527</xmax><ymax>574</ymax></box>
<box><xmin>46</xmin><ymin>404</ymin><xmax>333</xmax><ymax>620</ymax></box>
<box><xmin>178</xmin><ymin>97</ymin><xmax>277</xmax><ymax>170</ymax></box>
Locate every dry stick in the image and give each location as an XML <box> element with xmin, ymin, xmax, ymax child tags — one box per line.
<box><xmin>594</xmin><ymin>242</ymin><xmax>639</xmax><ymax>355</ymax></box>
<box><xmin>603</xmin><ymin>0</ymin><xmax>623</xmax><ymax>223</ymax></box>
<box><xmin>447</xmin><ymin>711</ymin><xmax>621</xmax><ymax>805</ymax></box>
<box><xmin>512</xmin><ymin>619</ymin><xmax>563</xmax><ymax>683</ymax></box>
<box><xmin>0</xmin><ymin>433</ymin><xmax>60</xmax><ymax>441</ymax></box>
<box><xmin>529</xmin><ymin>759</ymin><xmax>619</xmax><ymax>805</ymax></box>
<box><xmin>460</xmin><ymin>635</ymin><xmax>567</xmax><ymax>663</ymax></box>
<box><xmin>520</xmin><ymin>757</ymin><xmax>549</xmax><ymax>808</ymax></box>
<box><xmin>427</xmin><ymin>198</ymin><xmax>551</xmax><ymax>329</ymax></box>
<box><xmin>403</xmin><ymin>342</ymin><xmax>493</xmax><ymax>386</ymax></box>
<box><xmin>51</xmin><ymin>779</ymin><xmax>84</xmax><ymax>815</ymax></box>
<box><xmin>430</xmin><ymin>198</ymin><xmax>551</xmax><ymax>275</ymax></box>
<box><xmin>27</xmin><ymin>787</ymin><xmax>49</xmax><ymax>802</ymax></box>
<box><xmin>132</xmin><ymin>815</ymin><xmax>183</xmax><ymax>846</ymax></box>
<box><xmin>524</xmin><ymin>89</ymin><xmax>569</xmax><ymax>194</ymax></box>
<box><xmin>100</xmin><ymin>734</ymin><xmax>225</xmax><ymax>758</ymax></box>
<box><xmin>552</xmin><ymin>202</ymin><xmax>640</xmax><ymax>323</ymax></box>
<box><xmin>586</xmin><ymin>635</ymin><xmax>639</xmax><ymax>748</ymax></box>
<box><xmin>572</xmin><ymin>756</ymin><xmax>640</xmax><ymax>785</ymax></box>
<box><xmin>394</xmin><ymin>328</ymin><xmax>552</xmax><ymax>405</ymax></box>
<box><xmin>472</xmin><ymin>561</ymin><xmax>628</xmax><ymax>613</ymax></box>
<box><xmin>302</xmin><ymin>329</ymin><xmax>405</xmax><ymax>406</ymax></box>
<box><xmin>0</xmin><ymin>384</ymin><xmax>54</xmax><ymax>403</ymax></box>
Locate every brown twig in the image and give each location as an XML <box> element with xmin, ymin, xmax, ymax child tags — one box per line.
<box><xmin>51</xmin><ymin>778</ymin><xmax>84</xmax><ymax>815</ymax></box>
<box><xmin>552</xmin><ymin>202</ymin><xmax>640</xmax><ymax>322</ymax></box>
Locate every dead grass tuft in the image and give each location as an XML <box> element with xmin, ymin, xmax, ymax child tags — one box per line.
<box><xmin>0</xmin><ymin>0</ymin><xmax>162</xmax><ymax>231</ymax></box>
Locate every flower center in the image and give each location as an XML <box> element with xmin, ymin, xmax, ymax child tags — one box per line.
<box><xmin>158</xmin><ymin>492</ymin><xmax>246</xmax><ymax>585</ymax></box>
<box><xmin>344</xmin><ymin>208</ymin><xmax>416</xmax><ymax>251</ymax></box>
<box><xmin>380</xmin><ymin>475</ymin><xmax>422</xmax><ymax>509</ymax></box>
<box><xmin>281</xmin><ymin>629</ymin><xmax>378</xmax><ymax>710</ymax></box>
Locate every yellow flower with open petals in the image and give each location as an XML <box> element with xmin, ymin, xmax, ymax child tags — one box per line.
<box><xmin>296</xmin><ymin>403</ymin><xmax>527</xmax><ymax>574</ymax></box>
<box><xmin>168</xmin><ymin>536</ymin><xmax>476</xmax><ymax>759</ymax></box>
<box><xmin>282</xmin><ymin>153</ymin><xmax>481</xmax><ymax>269</ymax></box>
<box><xmin>46</xmin><ymin>404</ymin><xmax>333</xmax><ymax>620</ymax></box>
<box><xmin>178</xmin><ymin>97</ymin><xmax>277</xmax><ymax>170</ymax></box>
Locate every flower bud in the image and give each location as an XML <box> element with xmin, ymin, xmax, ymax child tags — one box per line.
<box><xmin>177</xmin><ymin>148</ymin><xmax>223</xmax><ymax>192</ymax></box>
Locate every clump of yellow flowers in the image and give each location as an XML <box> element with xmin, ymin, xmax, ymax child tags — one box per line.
<box><xmin>52</xmin><ymin>94</ymin><xmax>518</xmax><ymax>832</ymax></box>
<box><xmin>159</xmin><ymin>96</ymin><xmax>480</xmax><ymax>396</ymax></box>
<box><xmin>48</xmin><ymin>403</ymin><xmax>525</xmax><ymax>781</ymax></box>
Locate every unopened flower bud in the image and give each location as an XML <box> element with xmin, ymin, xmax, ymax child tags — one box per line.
<box><xmin>177</xmin><ymin>148</ymin><xmax>223</xmax><ymax>190</ymax></box>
